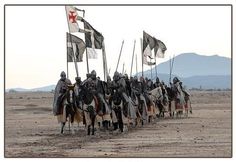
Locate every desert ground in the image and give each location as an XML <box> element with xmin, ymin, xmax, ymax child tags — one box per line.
<box><xmin>4</xmin><ymin>90</ymin><xmax>232</xmax><ymax>157</ymax></box>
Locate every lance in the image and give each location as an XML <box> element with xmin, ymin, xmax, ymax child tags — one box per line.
<box><xmin>170</xmin><ymin>54</ymin><xmax>175</xmax><ymax>84</ymax></box>
<box><xmin>135</xmin><ymin>53</ymin><xmax>138</xmax><ymax>77</ymax></box>
<box><xmin>140</xmin><ymin>38</ymin><xmax>144</xmax><ymax>77</ymax></box>
<box><xmin>115</xmin><ymin>40</ymin><xmax>124</xmax><ymax>72</ymax></box>
<box><xmin>102</xmin><ymin>41</ymin><xmax>108</xmax><ymax>81</ymax></box>
<box><xmin>66</xmin><ymin>33</ymin><xmax>69</xmax><ymax>79</ymax></box>
<box><xmin>130</xmin><ymin>40</ymin><xmax>136</xmax><ymax>77</ymax></box>
<box><xmin>150</xmin><ymin>64</ymin><xmax>153</xmax><ymax>80</ymax></box>
<box><xmin>122</xmin><ymin>62</ymin><xmax>125</xmax><ymax>75</ymax></box>
<box><xmin>169</xmin><ymin>56</ymin><xmax>171</xmax><ymax>84</ymax></box>
<box><xmin>154</xmin><ymin>55</ymin><xmax>157</xmax><ymax>81</ymax></box>
<box><xmin>65</xmin><ymin>6</ymin><xmax>79</xmax><ymax>77</ymax></box>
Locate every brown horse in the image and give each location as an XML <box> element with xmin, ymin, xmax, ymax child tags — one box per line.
<box><xmin>57</xmin><ymin>84</ymin><xmax>82</xmax><ymax>134</ymax></box>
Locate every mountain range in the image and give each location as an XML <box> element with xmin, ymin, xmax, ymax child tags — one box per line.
<box><xmin>136</xmin><ymin>53</ymin><xmax>231</xmax><ymax>89</ymax></box>
<box><xmin>6</xmin><ymin>53</ymin><xmax>231</xmax><ymax>92</ymax></box>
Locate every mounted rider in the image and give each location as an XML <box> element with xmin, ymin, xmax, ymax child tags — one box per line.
<box><xmin>74</xmin><ymin>76</ymin><xmax>82</xmax><ymax>109</ymax></box>
<box><xmin>131</xmin><ymin>76</ymin><xmax>148</xmax><ymax>121</ymax></box>
<box><xmin>87</xmin><ymin>70</ymin><xmax>111</xmax><ymax>116</ymax></box>
<box><xmin>171</xmin><ymin>77</ymin><xmax>186</xmax><ymax>111</ymax></box>
<box><xmin>151</xmin><ymin>77</ymin><xmax>163</xmax><ymax>104</ymax></box>
<box><xmin>53</xmin><ymin>71</ymin><xmax>72</xmax><ymax>116</ymax></box>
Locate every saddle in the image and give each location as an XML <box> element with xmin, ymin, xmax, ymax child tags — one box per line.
<box><xmin>93</xmin><ymin>96</ymin><xmax>99</xmax><ymax>113</ymax></box>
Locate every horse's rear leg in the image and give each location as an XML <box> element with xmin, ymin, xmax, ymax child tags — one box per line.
<box><xmin>61</xmin><ymin>122</ymin><xmax>65</xmax><ymax>134</ymax></box>
<box><xmin>87</xmin><ymin>125</ymin><xmax>91</xmax><ymax>135</ymax></box>
<box><xmin>92</xmin><ymin>116</ymin><xmax>96</xmax><ymax>135</ymax></box>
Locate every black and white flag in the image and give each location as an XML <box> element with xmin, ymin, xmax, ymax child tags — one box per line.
<box><xmin>67</xmin><ymin>32</ymin><xmax>86</xmax><ymax>62</ymax></box>
<box><xmin>154</xmin><ymin>38</ymin><xmax>167</xmax><ymax>58</ymax></box>
<box><xmin>82</xmin><ymin>19</ymin><xmax>104</xmax><ymax>59</ymax></box>
<box><xmin>143</xmin><ymin>31</ymin><xmax>156</xmax><ymax>65</ymax></box>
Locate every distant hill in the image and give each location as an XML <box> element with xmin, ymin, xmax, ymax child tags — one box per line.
<box><xmin>6</xmin><ymin>53</ymin><xmax>232</xmax><ymax>91</ymax></box>
<box><xmin>136</xmin><ymin>53</ymin><xmax>231</xmax><ymax>89</ymax></box>
<box><xmin>183</xmin><ymin>75</ymin><xmax>231</xmax><ymax>89</ymax></box>
<box><xmin>6</xmin><ymin>85</ymin><xmax>56</xmax><ymax>92</ymax></box>
<box><xmin>137</xmin><ymin>73</ymin><xmax>231</xmax><ymax>89</ymax></box>
<box><xmin>142</xmin><ymin>53</ymin><xmax>231</xmax><ymax>78</ymax></box>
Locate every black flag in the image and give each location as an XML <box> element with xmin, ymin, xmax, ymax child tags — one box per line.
<box><xmin>67</xmin><ymin>32</ymin><xmax>86</xmax><ymax>62</ymax></box>
<box><xmin>82</xmin><ymin>19</ymin><xmax>104</xmax><ymax>49</ymax></box>
<box><xmin>143</xmin><ymin>31</ymin><xmax>156</xmax><ymax>65</ymax></box>
<box><xmin>153</xmin><ymin>37</ymin><xmax>167</xmax><ymax>58</ymax></box>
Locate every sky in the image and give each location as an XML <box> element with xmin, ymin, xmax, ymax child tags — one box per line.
<box><xmin>5</xmin><ymin>5</ymin><xmax>231</xmax><ymax>89</ymax></box>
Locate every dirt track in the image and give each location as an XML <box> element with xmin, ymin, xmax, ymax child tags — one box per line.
<box><xmin>4</xmin><ymin>90</ymin><xmax>232</xmax><ymax>157</ymax></box>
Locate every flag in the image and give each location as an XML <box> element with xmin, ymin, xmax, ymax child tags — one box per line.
<box><xmin>65</xmin><ymin>6</ymin><xmax>79</xmax><ymax>33</ymax></box>
<box><xmin>67</xmin><ymin>32</ymin><xmax>86</xmax><ymax>62</ymax></box>
<box><xmin>154</xmin><ymin>38</ymin><xmax>167</xmax><ymax>58</ymax></box>
<box><xmin>82</xmin><ymin>19</ymin><xmax>104</xmax><ymax>59</ymax></box>
<box><xmin>143</xmin><ymin>31</ymin><xmax>156</xmax><ymax>65</ymax></box>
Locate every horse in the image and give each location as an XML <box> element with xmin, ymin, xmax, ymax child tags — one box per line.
<box><xmin>111</xmin><ymin>90</ymin><xmax>129</xmax><ymax>132</ymax></box>
<box><xmin>170</xmin><ymin>82</ymin><xmax>188</xmax><ymax>118</ymax></box>
<box><xmin>166</xmin><ymin>86</ymin><xmax>176</xmax><ymax>117</ymax></box>
<box><xmin>79</xmin><ymin>84</ymin><xmax>98</xmax><ymax>135</ymax></box>
<box><xmin>149</xmin><ymin>87</ymin><xmax>167</xmax><ymax>118</ymax></box>
<box><xmin>130</xmin><ymin>91</ymin><xmax>143</xmax><ymax>127</ymax></box>
<box><xmin>57</xmin><ymin>84</ymin><xmax>82</xmax><ymax>134</ymax></box>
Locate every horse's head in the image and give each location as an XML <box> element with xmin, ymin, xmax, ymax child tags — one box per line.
<box><xmin>67</xmin><ymin>84</ymin><xmax>75</xmax><ymax>104</ymax></box>
<box><xmin>79</xmin><ymin>84</ymin><xmax>94</xmax><ymax>105</ymax></box>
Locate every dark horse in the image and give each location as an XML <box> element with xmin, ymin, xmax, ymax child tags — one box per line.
<box><xmin>166</xmin><ymin>86</ymin><xmax>175</xmax><ymax>117</ymax></box>
<box><xmin>60</xmin><ymin>84</ymin><xmax>81</xmax><ymax>134</ymax></box>
<box><xmin>79</xmin><ymin>84</ymin><xmax>98</xmax><ymax>135</ymax></box>
<box><xmin>111</xmin><ymin>90</ymin><xmax>126</xmax><ymax>132</ymax></box>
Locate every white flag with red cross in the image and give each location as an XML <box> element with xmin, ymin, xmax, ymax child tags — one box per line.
<box><xmin>65</xmin><ymin>6</ymin><xmax>79</xmax><ymax>33</ymax></box>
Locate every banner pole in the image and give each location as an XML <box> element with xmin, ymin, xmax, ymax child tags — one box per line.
<box><xmin>130</xmin><ymin>40</ymin><xmax>136</xmax><ymax>77</ymax></box>
<box><xmin>65</xmin><ymin>6</ymin><xmax>79</xmax><ymax>77</ymax></box>
<box><xmin>115</xmin><ymin>40</ymin><xmax>124</xmax><ymax>72</ymax></box>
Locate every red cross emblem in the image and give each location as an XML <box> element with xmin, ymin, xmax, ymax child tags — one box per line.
<box><xmin>69</xmin><ymin>11</ymin><xmax>77</xmax><ymax>23</ymax></box>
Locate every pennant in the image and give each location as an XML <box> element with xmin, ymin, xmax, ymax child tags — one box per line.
<box><xmin>65</xmin><ymin>6</ymin><xmax>79</xmax><ymax>33</ymax></box>
<box><xmin>67</xmin><ymin>33</ymin><xmax>86</xmax><ymax>62</ymax></box>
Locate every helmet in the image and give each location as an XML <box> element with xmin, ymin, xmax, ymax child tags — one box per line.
<box><xmin>133</xmin><ymin>76</ymin><xmax>138</xmax><ymax>82</ymax></box>
<box><xmin>140</xmin><ymin>76</ymin><xmax>144</xmax><ymax>82</ymax></box>
<box><xmin>113</xmin><ymin>71</ymin><xmax>120</xmax><ymax>81</ymax></box>
<box><xmin>156</xmin><ymin>77</ymin><xmax>160</xmax><ymax>83</ymax></box>
<box><xmin>75</xmin><ymin>77</ymin><xmax>81</xmax><ymax>83</ymax></box>
<box><xmin>91</xmin><ymin>70</ymin><xmax>96</xmax><ymax>80</ymax></box>
<box><xmin>60</xmin><ymin>71</ymin><xmax>66</xmax><ymax>77</ymax></box>
<box><xmin>173</xmin><ymin>77</ymin><xmax>179</xmax><ymax>84</ymax></box>
<box><xmin>60</xmin><ymin>71</ymin><xmax>66</xmax><ymax>81</ymax></box>
<box><xmin>107</xmin><ymin>76</ymin><xmax>111</xmax><ymax>82</ymax></box>
<box><xmin>124</xmin><ymin>74</ymin><xmax>128</xmax><ymax>80</ymax></box>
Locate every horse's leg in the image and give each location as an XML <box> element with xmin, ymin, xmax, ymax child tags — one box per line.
<box><xmin>92</xmin><ymin>116</ymin><xmax>96</xmax><ymax>135</ymax></box>
<box><xmin>68</xmin><ymin>114</ymin><xmax>71</xmax><ymax>132</ymax></box>
<box><xmin>87</xmin><ymin>125</ymin><xmax>91</xmax><ymax>135</ymax></box>
<box><xmin>71</xmin><ymin>113</ymin><xmax>75</xmax><ymax>134</ymax></box>
<box><xmin>118</xmin><ymin>110</ymin><xmax>123</xmax><ymax>132</ymax></box>
<box><xmin>112</xmin><ymin>110</ymin><xmax>118</xmax><ymax>130</ymax></box>
<box><xmin>61</xmin><ymin>122</ymin><xmax>65</xmax><ymax>134</ymax></box>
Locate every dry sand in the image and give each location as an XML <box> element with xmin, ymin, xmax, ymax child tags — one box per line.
<box><xmin>4</xmin><ymin>90</ymin><xmax>232</xmax><ymax>157</ymax></box>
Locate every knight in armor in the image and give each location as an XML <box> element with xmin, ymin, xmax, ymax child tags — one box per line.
<box><xmin>111</xmin><ymin>72</ymin><xmax>128</xmax><ymax>104</ymax></box>
<box><xmin>152</xmin><ymin>77</ymin><xmax>163</xmax><ymax>104</ymax></box>
<box><xmin>131</xmin><ymin>76</ymin><xmax>148</xmax><ymax>121</ymax></box>
<box><xmin>146</xmin><ymin>78</ymin><xmax>154</xmax><ymax>91</ymax></box>
<box><xmin>74</xmin><ymin>76</ymin><xmax>82</xmax><ymax>109</ymax></box>
<box><xmin>53</xmin><ymin>71</ymin><xmax>72</xmax><ymax>115</ymax></box>
<box><xmin>90</xmin><ymin>70</ymin><xmax>110</xmax><ymax>115</ymax></box>
<box><xmin>124</xmin><ymin>74</ymin><xmax>132</xmax><ymax>97</ymax></box>
<box><xmin>171</xmin><ymin>77</ymin><xmax>186</xmax><ymax>106</ymax></box>
<box><xmin>160</xmin><ymin>81</ymin><xmax>169</xmax><ymax>106</ymax></box>
<box><xmin>153</xmin><ymin>77</ymin><xmax>161</xmax><ymax>89</ymax></box>
<box><xmin>140</xmin><ymin>77</ymin><xmax>152</xmax><ymax>110</ymax></box>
